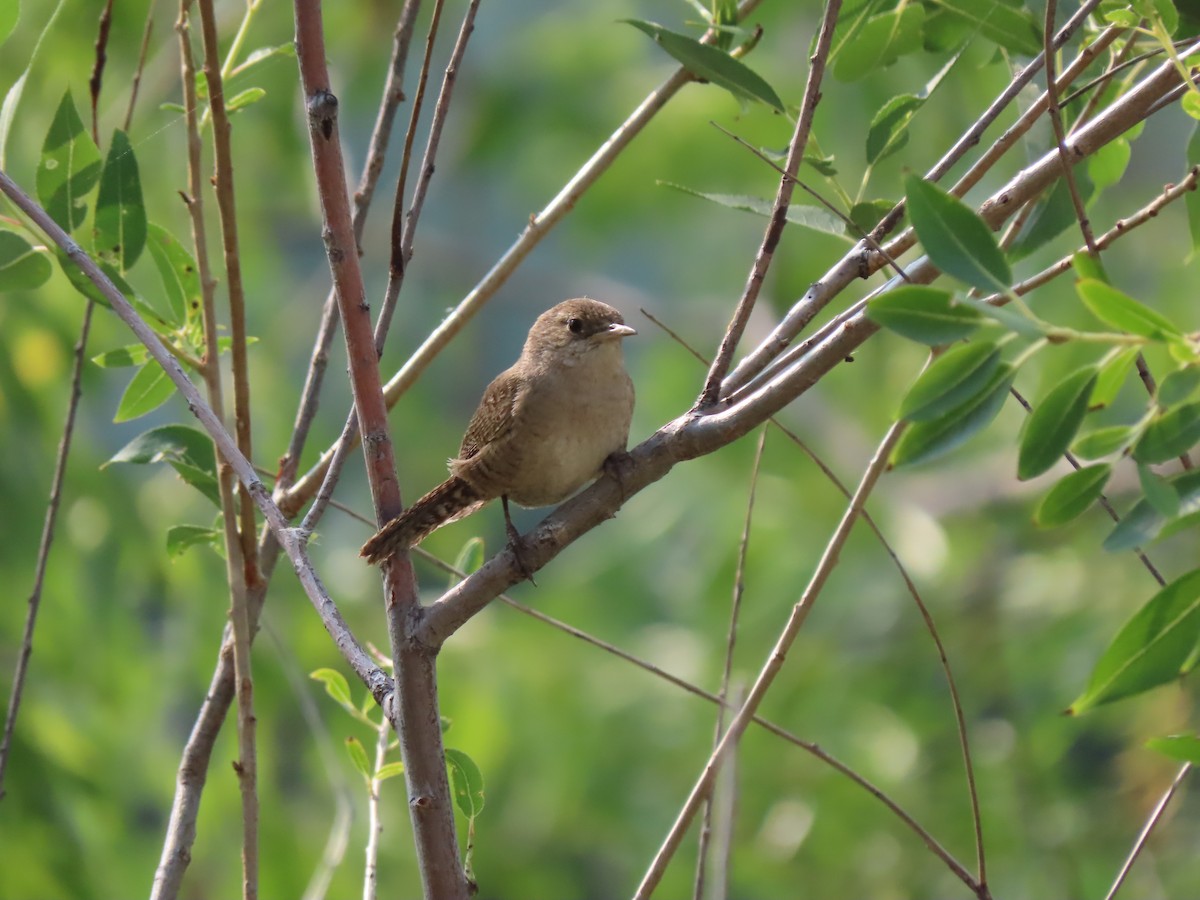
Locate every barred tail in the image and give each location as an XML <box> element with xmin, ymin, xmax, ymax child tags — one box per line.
<box><xmin>360</xmin><ymin>476</ymin><xmax>488</xmax><ymax>565</ymax></box>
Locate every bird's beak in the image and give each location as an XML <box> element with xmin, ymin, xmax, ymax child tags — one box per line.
<box><xmin>605</xmin><ymin>323</ymin><xmax>637</xmax><ymax>339</ymax></box>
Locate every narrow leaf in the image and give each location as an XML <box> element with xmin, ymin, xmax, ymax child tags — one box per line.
<box><xmin>94</xmin><ymin>129</ymin><xmax>147</xmax><ymax>271</ymax></box>
<box><xmin>891</xmin><ymin>364</ymin><xmax>1015</xmax><ymax>468</ymax></box>
<box><xmin>833</xmin><ymin>5</ymin><xmax>926</xmax><ymax>82</ymax></box>
<box><xmin>1017</xmin><ymin>366</ymin><xmax>1098</xmax><ymax>480</ymax></box>
<box><xmin>899</xmin><ymin>341</ymin><xmax>1000</xmax><ymax>422</ymax></box>
<box><xmin>92</xmin><ymin>344</ymin><xmax>150</xmax><ymax>368</ymax></box>
<box><xmin>1104</xmin><ymin>470</ymin><xmax>1200</xmax><ymax>552</ymax></box>
<box><xmin>345</xmin><ymin>737</ymin><xmax>371</xmax><ymax>779</ymax></box>
<box><xmin>1076</xmin><ymin>279</ymin><xmax>1182</xmax><ymax>340</ymax></box>
<box><xmin>1069</xmin><ymin>568</ymin><xmax>1200</xmax><ymax>713</ymax></box>
<box><xmin>866</xmin><ymin>94</ymin><xmax>923</xmax><ymax>164</ymax></box>
<box><xmin>1091</xmin><ymin>346</ymin><xmax>1140</xmax><ymax>409</ymax></box>
<box><xmin>1071</xmin><ymin>425</ymin><xmax>1137</xmax><ymax>460</ymax></box>
<box><xmin>1133</xmin><ymin>402</ymin><xmax>1200</xmax><ymax>464</ymax></box>
<box><xmin>905</xmin><ymin>174</ymin><xmax>1011</xmax><ymax>294</ymax></box>
<box><xmin>37</xmin><ymin>91</ymin><xmax>102</xmax><ymax>232</ymax></box>
<box><xmin>936</xmin><ymin>0</ymin><xmax>1042</xmax><ymax>55</ymax></box>
<box><xmin>145</xmin><ymin>223</ymin><xmax>200</xmax><ymax>327</ymax></box>
<box><xmin>1138</xmin><ymin>463</ymin><xmax>1181</xmax><ymax>519</ymax></box>
<box><xmin>623</xmin><ymin>20</ymin><xmax>784</xmax><ymax>112</ymax></box>
<box><xmin>114</xmin><ymin>360</ymin><xmax>174</xmax><ymax>422</ymax></box>
<box><xmin>659</xmin><ymin>182</ymin><xmax>846</xmax><ymax>237</ymax></box>
<box><xmin>375</xmin><ymin>761</ymin><xmax>406</xmax><ymax>781</ymax></box>
<box><xmin>311</xmin><ymin>668</ymin><xmax>354</xmax><ymax>710</ymax></box>
<box><xmin>1145</xmin><ymin>734</ymin><xmax>1200</xmax><ymax>764</ymax></box>
<box><xmin>1157</xmin><ymin>366</ymin><xmax>1200</xmax><ymax>408</ymax></box>
<box><xmin>867</xmin><ymin>285</ymin><xmax>982</xmax><ymax>346</ymax></box>
<box><xmin>1034</xmin><ymin>463</ymin><xmax>1112</xmax><ymax>527</ymax></box>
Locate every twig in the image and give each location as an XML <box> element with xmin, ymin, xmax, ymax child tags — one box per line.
<box><xmin>195</xmin><ymin>1</ymin><xmax>261</xmax><ymax>892</ymax></box>
<box><xmin>698</xmin><ymin>0</ymin><xmax>841</xmax><ymax>407</ymax></box>
<box><xmin>1103</xmin><ymin>762</ymin><xmax>1191</xmax><ymax>900</ymax></box>
<box><xmin>0</xmin><ymin>301</ymin><xmax>94</xmax><ymax>802</ymax></box>
<box><xmin>693</xmin><ymin>428</ymin><xmax>766</xmax><ymax>899</ymax></box>
<box><xmin>123</xmin><ymin>2</ymin><xmax>156</xmax><ymax>132</ymax></box>
<box><xmin>363</xmin><ymin>715</ymin><xmax>391</xmax><ymax>900</ymax></box>
<box><xmin>633</xmin><ymin>420</ymin><xmax>912</xmax><ymax>897</ymax></box>
<box><xmin>88</xmin><ymin>0</ymin><xmax>114</xmax><ymax>144</ymax></box>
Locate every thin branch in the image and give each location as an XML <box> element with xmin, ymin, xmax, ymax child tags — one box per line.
<box><xmin>693</xmin><ymin>427</ymin><xmax>766</xmax><ymax>899</ymax></box>
<box><xmin>1103</xmin><ymin>762</ymin><xmax>1192</xmax><ymax>900</ymax></box>
<box><xmin>0</xmin><ymin>301</ymin><xmax>94</xmax><ymax>802</ymax></box>
<box><xmin>698</xmin><ymin>0</ymin><xmax>841</xmax><ymax>406</ymax></box>
<box><xmin>363</xmin><ymin>715</ymin><xmax>391</xmax><ymax>900</ymax></box>
<box><xmin>123</xmin><ymin>1</ymin><xmax>156</xmax><ymax>132</ymax></box>
<box><xmin>88</xmin><ymin>0</ymin><xmax>114</xmax><ymax>144</ymax></box>
<box><xmin>633</xmin><ymin>420</ymin><xmax>915</xmax><ymax>898</ymax></box>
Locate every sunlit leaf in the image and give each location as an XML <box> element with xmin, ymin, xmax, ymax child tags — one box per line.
<box><xmin>1076</xmin><ymin>278</ymin><xmax>1182</xmax><ymax>340</ymax></box>
<box><xmin>866</xmin><ymin>94</ymin><xmax>923</xmax><ymax>164</ymax></box>
<box><xmin>114</xmin><ymin>360</ymin><xmax>174</xmax><ymax>422</ymax></box>
<box><xmin>166</xmin><ymin>524</ymin><xmax>221</xmax><ymax>558</ymax></box>
<box><xmin>311</xmin><ymin>667</ymin><xmax>354</xmax><ymax>710</ymax></box>
<box><xmin>1071</xmin><ymin>424</ymin><xmax>1137</xmax><ymax>460</ymax></box>
<box><xmin>1145</xmin><ymin>733</ymin><xmax>1200</xmax><ymax>764</ymax></box>
<box><xmin>445</xmin><ymin>748</ymin><xmax>486</xmax><ymax>818</ymax></box>
<box><xmin>37</xmin><ymin>90</ymin><xmax>102</xmax><ymax>232</ymax></box>
<box><xmin>92</xmin><ymin>344</ymin><xmax>150</xmax><ymax>368</ymax></box>
<box><xmin>1091</xmin><ymin>346</ymin><xmax>1140</xmax><ymax>409</ymax></box>
<box><xmin>345</xmin><ymin>736</ymin><xmax>371</xmax><ymax>779</ymax></box>
<box><xmin>659</xmin><ymin>182</ymin><xmax>846</xmax><ymax>237</ymax></box>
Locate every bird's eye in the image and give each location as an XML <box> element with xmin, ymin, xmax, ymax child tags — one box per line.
<box><xmin>567</xmin><ymin>317</ymin><xmax>584</xmax><ymax>335</ymax></box>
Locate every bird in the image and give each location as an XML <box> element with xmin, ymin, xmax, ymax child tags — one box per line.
<box><xmin>361</xmin><ymin>298</ymin><xmax>636</xmax><ymax>567</ymax></box>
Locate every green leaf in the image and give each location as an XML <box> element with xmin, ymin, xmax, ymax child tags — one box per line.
<box><xmin>866</xmin><ymin>94</ymin><xmax>923</xmax><ymax>164</ymax></box>
<box><xmin>105</xmin><ymin>422</ymin><xmax>215</xmax><ymax>472</ymax></box>
<box><xmin>1088</xmin><ymin>137</ymin><xmax>1131</xmax><ymax>191</ymax></box>
<box><xmin>227</xmin><ymin>87</ymin><xmax>267</xmax><ymax>113</ymax></box>
<box><xmin>1076</xmin><ymin>279</ymin><xmax>1182</xmax><ymax>340</ymax></box>
<box><xmin>311</xmin><ymin>667</ymin><xmax>354</xmax><ymax>710</ymax></box>
<box><xmin>230</xmin><ymin>42</ymin><xmax>296</xmax><ymax>75</ymax></box>
<box><xmin>375</xmin><ymin>761</ymin><xmax>406</xmax><ymax>781</ymax></box>
<box><xmin>114</xmin><ymin>360</ymin><xmax>175</xmax><ymax>422</ymax></box>
<box><xmin>1069</xmin><ymin>568</ymin><xmax>1200</xmax><ymax>714</ymax></box>
<box><xmin>92</xmin><ymin>344</ymin><xmax>150</xmax><ymax>368</ymax></box>
<box><xmin>452</xmin><ymin>537</ymin><xmax>486</xmax><ymax>584</ymax></box>
<box><xmin>37</xmin><ymin>91</ymin><xmax>103</xmax><ymax>232</ymax></box>
<box><xmin>833</xmin><ymin>5</ymin><xmax>926</xmax><ymax>82</ymax></box>
<box><xmin>1071</xmin><ymin>424</ymin><xmax>1137</xmax><ymax>460</ymax></box>
<box><xmin>890</xmin><ymin>364</ymin><xmax>1015</xmax><ymax>467</ymax></box>
<box><xmin>1034</xmin><ymin>463</ymin><xmax>1112</xmax><ymax>527</ymax></box>
<box><xmin>1157</xmin><ymin>366</ymin><xmax>1200</xmax><ymax>408</ymax></box>
<box><xmin>94</xmin><ymin>130</ymin><xmax>147</xmax><ymax>271</ymax></box>
<box><xmin>868</xmin><ymin>286</ymin><xmax>982</xmax><ymax>346</ymax></box>
<box><xmin>905</xmin><ymin>174</ymin><xmax>1011</xmax><ymax>294</ymax></box>
<box><xmin>168</xmin><ymin>461</ymin><xmax>220</xmax><ymax>507</ymax></box>
<box><xmin>145</xmin><ymin>223</ymin><xmax>200</xmax><ymax>327</ymax></box>
<box><xmin>445</xmin><ymin>748</ymin><xmax>486</xmax><ymax>819</ymax></box>
<box><xmin>166</xmin><ymin>524</ymin><xmax>221</xmax><ymax>558</ymax></box>
<box><xmin>1010</xmin><ymin>177</ymin><xmax>1094</xmax><ymax>261</ymax></box>
<box><xmin>1138</xmin><ymin>463</ymin><xmax>1181</xmax><ymax>519</ymax></box>
<box><xmin>1071</xmin><ymin>250</ymin><xmax>1109</xmax><ymax>284</ymax></box>
<box><xmin>1145</xmin><ymin>734</ymin><xmax>1200</xmax><ymax>764</ymax></box>
<box><xmin>345</xmin><ymin>736</ymin><xmax>371</xmax><ymax>779</ymax></box>
<box><xmin>848</xmin><ymin>199</ymin><xmax>895</xmax><ymax>237</ymax></box>
<box><xmin>623</xmin><ymin>20</ymin><xmax>784</xmax><ymax>112</ymax></box>
<box><xmin>936</xmin><ymin>0</ymin><xmax>1042</xmax><ymax>55</ymax></box>
<box><xmin>1017</xmin><ymin>366</ymin><xmax>1098</xmax><ymax>480</ymax></box>
<box><xmin>0</xmin><ymin>229</ymin><xmax>52</xmax><ymax>290</ymax></box>
<box><xmin>658</xmin><ymin>182</ymin><xmax>846</xmax><ymax>237</ymax></box>
<box><xmin>1104</xmin><ymin>470</ymin><xmax>1200</xmax><ymax>552</ymax></box>
<box><xmin>1133</xmin><ymin>402</ymin><xmax>1200</xmax><ymax>464</ymax></box>
<box><xmin>899</xmin><ymin>341</ymin><xmax>1001</xmax><ymax>422</ymax></box>
<box><xmin>1091</xmin><ymin>346</ymin><xmax>1140</xmax><ymax>409</ymax></box>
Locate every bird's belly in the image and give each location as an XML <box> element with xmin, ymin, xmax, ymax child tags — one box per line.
<box><xmin>506</xmin><ymin>406</ymin><xmax>628</xmax><ymax>507</ymax></box>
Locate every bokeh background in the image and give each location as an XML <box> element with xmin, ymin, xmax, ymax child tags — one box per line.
<box><xmin>2</xmin><ymin>1</ymin><xmax>1198</xmax><ymax>897</ymax></box>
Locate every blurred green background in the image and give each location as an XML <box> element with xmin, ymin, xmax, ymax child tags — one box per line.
<box><xmin>2</xmin><ymin>1</ymin><xmax>1198</xmax><ymax>898</ymax></box>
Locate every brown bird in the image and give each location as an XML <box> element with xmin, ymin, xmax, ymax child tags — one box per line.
<box><xmin>361</xmin><ymin>298</ymin><xmax>636</xmax><ymax>566</ymax></box>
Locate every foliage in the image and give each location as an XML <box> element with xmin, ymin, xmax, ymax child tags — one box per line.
<box><xmin>3</xmin><ymin>0</ymin><xmax>1200</xmax><ymax>898</ymax></box>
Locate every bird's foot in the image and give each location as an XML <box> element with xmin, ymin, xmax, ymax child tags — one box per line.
<box><xmin>502</xmin><ymin>495</ymin><xmax>537</xmax><ymax>585</ymax></box>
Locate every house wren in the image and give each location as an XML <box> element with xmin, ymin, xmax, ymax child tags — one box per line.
<box><xmin>361</xmin><ymin>298</ymin><xmax>636</xmax><ymax>565</ymax></box>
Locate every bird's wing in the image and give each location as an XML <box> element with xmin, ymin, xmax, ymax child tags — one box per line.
<box><xmin>457</xmin><ymin>368</ymin><xmax>523</xmax><ymax>461</ymax></box>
